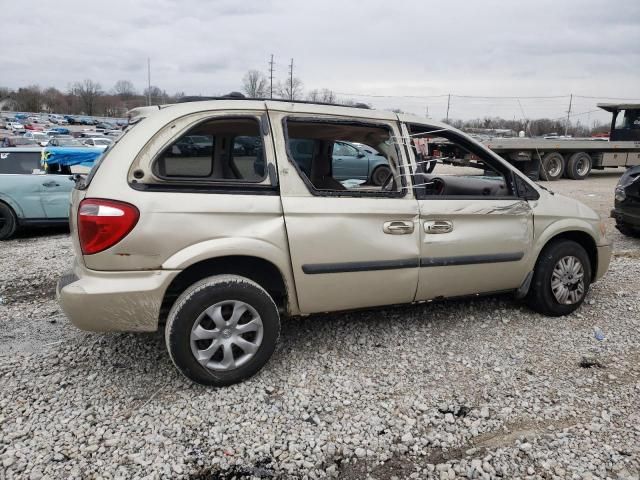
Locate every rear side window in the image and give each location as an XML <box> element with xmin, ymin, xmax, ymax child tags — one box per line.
<box><xmin>153</xmin><ymin>117</ymin><xmax>266</xmax><ymax>183</ymax></box>
<box><xmin>0</xmin><ymin>152</ymin><xmax>41</xmax><ymax>174</ymax></box>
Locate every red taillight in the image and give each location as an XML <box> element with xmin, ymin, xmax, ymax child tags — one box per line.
<box><xmin>78</xmin><ymin>199</ymin><xmax>139</xmax><ymax>255</ymax></box>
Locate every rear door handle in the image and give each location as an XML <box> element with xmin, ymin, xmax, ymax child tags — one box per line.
<box><xmin>383</xmin><ymin>221</ymin><xmax>414</xmax><ymax>235</ymax></box>
<box><xmin>424</xmin><ymin>220</ymin><xmax>453</xmax><ymax>234</ymax></box>
<box><xmin>42</xmin><ymin>180</ymin><xmax>60</xmax><ymax>187</ymax></box>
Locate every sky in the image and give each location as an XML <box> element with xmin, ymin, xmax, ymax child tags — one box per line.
<box><xmin>3</xmin><ymin>0</ymin><xmax>640</xmax><ymax>123</ymax></box>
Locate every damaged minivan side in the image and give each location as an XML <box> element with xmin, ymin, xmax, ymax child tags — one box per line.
<box><xmin>57</xmin><ymin>99</ymin><xmax>612</xmax><ymax>386</ymax></box>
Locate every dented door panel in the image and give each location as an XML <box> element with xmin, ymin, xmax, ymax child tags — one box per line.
<box><xmin>280</xmin><ymin>196</ymin><xmax>420</xmax><ymax>313</ymax></box>
<box><xmin>415</xmin><ymin>199</ymin><xmax>534</xmax><ymax>300</ymax></box>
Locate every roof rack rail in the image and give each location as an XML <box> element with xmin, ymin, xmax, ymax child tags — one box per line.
<box><xmin>176</xmin><ymin>93</ymin><xmax>371</xmax><ymax>109</ymax></box>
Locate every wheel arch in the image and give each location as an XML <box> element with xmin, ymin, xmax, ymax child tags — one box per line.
<box><xmin>537</xmin><ymin>229</ymin><xmax>598</xmax><ymax>281</ymax></box>
<box><xmin>160</xmin><ymin>254</ymin><xmax>297</xmax><ymax>324</ymax></box>
<box><xmin>0</xmin><ymin>195</ymin><xmax>24</xmax><ymax>219</ymax></box>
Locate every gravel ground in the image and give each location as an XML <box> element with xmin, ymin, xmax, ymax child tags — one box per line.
<box><xmin>1</xmin><ymin>170</ymin><xmax>639</xmax><ymax>480</ymax></box>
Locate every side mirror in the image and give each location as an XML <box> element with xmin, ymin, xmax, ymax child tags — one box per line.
<box><xmin>357</xmin><ymin>152</ymin><xmax>366</xmax><ymax>158</ymax></box>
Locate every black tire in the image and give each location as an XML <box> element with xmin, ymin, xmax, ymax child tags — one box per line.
<box><xmin>566</xmin><ymin>152</ymin><xmax>592</xmax><ymax>180</ymax></box>
<box><xmin>0</xmin><ymin>202</ymin><xmax>18</xmax><ymax>240</ymax></box>
<box><xmin>371</xmin><ymin>165</ymin><xmax>391</xmax><ymax>186</ymax></box>
<box><xmin>616</xmin><ymin>221</ymin><xmax>640</xmax><ymax>238</ymax></box>
<box><xmin>540</xmin><ymin>152</ymin><xmax>565</xmax><ymax>181</ymax></box>
<box><xmin>526</xmin><ymin>240</ymin><xmax>591</xmax><ymax>317</ymax></box>
<box><xmin>165</xmin><ymin>274</ymin><xmax>280</xmax><ymax>386</ymax></box>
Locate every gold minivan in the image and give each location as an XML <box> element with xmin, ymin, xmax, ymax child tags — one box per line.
<box><xmin>57</xmin><ymin>99</ymin><xmax>611</xmax><ymax>386</ymax></box>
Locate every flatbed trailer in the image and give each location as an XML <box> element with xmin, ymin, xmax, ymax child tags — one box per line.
<box><xmin>478</xmin><ymin>103</ymin><xmax>640</xmax><ymax>180</ymax></box>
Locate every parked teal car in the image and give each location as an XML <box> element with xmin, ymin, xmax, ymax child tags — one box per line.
<box><xmin>288</xmin><ymin>140</ymin><xmax>391</xmax><ymax>186</ymax></box>
<box><xmin>0</xmin><ymin>147</ymin><xmax>102</xmax><ymax>239</ymax></box>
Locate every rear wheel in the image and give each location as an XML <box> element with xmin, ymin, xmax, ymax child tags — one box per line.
<box><xmin>165</xmin><ymin>275</ymin><xmax>280</xmax><ymax>386</ymax></box>
<box><xmin>526</xmin><ymin>240</ymin><xmax>591</xmax><ymax>316</ymax></box>
<box><xmin>0</xmin><ymin>202</ymin><xmax>17</xmax><ymax>240</ymax></box>
<box><xmin>541</xmin><ymin>152</ymin><xmax>565</xmax><ymax>181</ymax></box>
<box><xmin>566</xmin><ymin>152</ymin><xmax>592</xmax><ymax>180</ymax></box>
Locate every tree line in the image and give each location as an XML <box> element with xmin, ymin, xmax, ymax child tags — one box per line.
<box><xmin>0</xmin><ymin>80</ymin><xmax>183</xmax><ymax>117</ymax></box>
<box><xmin>0</xmin><ymin>73</ymin><xmax>612</xmax><ymax>136</ymax></box>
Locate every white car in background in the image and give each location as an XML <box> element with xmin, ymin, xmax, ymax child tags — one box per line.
<box><xmin>23</xmin><ymin>131</ymin><xmax>50</xmax><ymax>146</ymax></box>
<box><xmin>6</xmin><ymin>122</ymin><xmax>25</xmax><ymax>132</ymax></box>
<box><xmin>82</xmin><ymin>137</ymin><xmax>113</xmax><ymax>147</ymax></box>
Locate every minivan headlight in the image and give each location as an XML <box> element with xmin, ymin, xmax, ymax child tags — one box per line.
<box><xmin>614</xmin><ymin>187</ymin><xmax>626</xmax><ymax>202</ymax></box>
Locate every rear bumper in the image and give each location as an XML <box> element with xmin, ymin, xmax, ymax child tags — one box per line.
<box><xmin>56</xmin><ymin>259</ymin><xmax>178</xmax><ymax>332</ymax></box>
<box><xmin>595</xmin><ymin>243</ymin><xmax>612</xmax><ymax>282</ymax></box>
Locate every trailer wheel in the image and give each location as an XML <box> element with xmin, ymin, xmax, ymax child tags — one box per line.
<box><xmin>541</xmin><ymin>152</ymin><xmax>565</xmax><ymax>181</ymax></box>
<box><xmin>566</xmin><ymin>152</ymin><xmax>592</xmax><ymax>180</ymax></box>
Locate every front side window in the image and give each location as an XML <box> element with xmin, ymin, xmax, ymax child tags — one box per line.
<box><xmin>154</xmin><ymin>117</ymin><xmax>266</xmax><ymax>183</ymax></box>
<box><xmin>407</xmin><ymin>124</ymin><xmax>514</xmax><ymax>198</ymax></box>
<box><xmin>284</xmin><ymin>119</ymin><xmax>400</xmax><ymax>194</ymax></box>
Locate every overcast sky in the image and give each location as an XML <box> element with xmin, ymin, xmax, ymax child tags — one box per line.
<box><xmin>3</xmin><ymin>0</ymin><xmax>639</xmax><ymax>122</ymax></box>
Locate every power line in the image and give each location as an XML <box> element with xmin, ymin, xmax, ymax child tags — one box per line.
<box><xmin>333</xmin><ymin>91</ymin><xmax>640</xmax><ymax>101</ymax></box>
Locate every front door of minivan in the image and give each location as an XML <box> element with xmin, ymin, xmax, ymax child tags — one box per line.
<box><xmin>268</xmin><ymin>106</ymin><xmax>420</xmax><ymax>314</ymax></box>
<box><xmin>399</xmin><ymin>120</ymin><xmax>534</xmax><ymax>300</ymax></box>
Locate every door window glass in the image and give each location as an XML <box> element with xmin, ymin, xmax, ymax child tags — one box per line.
<box><xmin>0</xmin><ymin>151</ymin><xmax>41</xmax><ymax>174</ymax></box>
<box><xmin>154</xmin><ymin>117</ymin><xmax>266</xmax><ymax>183</ymax></box>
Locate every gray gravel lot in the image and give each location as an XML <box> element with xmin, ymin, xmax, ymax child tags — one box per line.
<box><xmin>1</xmin><ymin>170</ymin><xmax>639</xmax><ymax>480</ymax></box>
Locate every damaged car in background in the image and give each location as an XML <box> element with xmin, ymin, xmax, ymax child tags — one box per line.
<box><xmin>0</xmin><ymin>147</ymin><xmax>102</xmax><ymax>239</ymax></box>
<box><xmin>57</xmin><ymin>98</ymin><xmax>612</xmax><ymax>387</ymax></box>
<box><xmin>612</xmin><ymin>165</ymin><xmax>640</xmax><ymax>237</ymax></box>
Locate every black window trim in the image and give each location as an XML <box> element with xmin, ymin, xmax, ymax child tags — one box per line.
<box><xmin>405</xmin><ymin>123</ymin><xmax>522</xmax><ymax>201</ymax></box>
<box><xmin>281</xmin><ymin>116</ymin><xmax>408</xmax><ymax>199</ymax></box>
<box><xmin>135</xmin><ymin>114</ymin><xmax>275</xmax><ymax>192</ymax></box>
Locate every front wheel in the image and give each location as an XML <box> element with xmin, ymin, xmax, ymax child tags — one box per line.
<box><xmin>166</xmin><ymin>275</ymin><xmax>280</xmax><ymax>386</ymax></box>
<box><xmin>616</xmin><ymin>221</ymin><xmax>640</xmax><ymax>238</ymax></box>
<box><xmin>0</xmin><ymin>202</ymin><xmax>17</xmax><ymax>240</ymax></box>
<box><xmin>526</xmin><ymin>240</ymin><xmax>591</xmax><ymax>316</ymax></box>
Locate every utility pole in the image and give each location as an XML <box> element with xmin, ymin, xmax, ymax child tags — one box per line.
<box><xmin>288</xmin><ymin>58</ymin><xmax>294</xmax><ymax>100</ymax></box>
<box><xmin>445</xmin><ymin>94</ymin><xmax>451</xmax><ymax>123</ymax></box>
<box><xmin>425</xmin><ymin>105</ymin><xmax>429</xmax><ymax>118</ymax></box>
<box><xmin>268</xmin><ymin>54</ymin><xmax>275</xmax><ymax>99</ymax></box>
<box><xmin>147</xmin><ymin>57</ymin><xmax>151</xmax><ymax>106</ymax></box>
<box><xmin>564</xmin><ymin>93</ymin><xmax>573</xmax><ymax>137</ymax></box>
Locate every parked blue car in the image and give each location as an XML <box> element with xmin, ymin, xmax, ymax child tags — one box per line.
<box><xmin>288</xmin><ymin>140</ymin><xmax>391</xmax><ymax>186</ymax></box>
<box><xmin>0</xmin><ymin>147</ymin><xmax>102</xmax><ymax>239</ymax></box>
<box><xmin>50</xmin><ymin>127</ymin><xmax>71</xmax><ymax>135</ymax></box>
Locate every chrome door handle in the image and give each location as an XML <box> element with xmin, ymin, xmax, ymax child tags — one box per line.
<box><xmin>424</xmin><ymin>220</ymin><xmax>453</xmax><ymax>234</ymax></box>
<box><xmin>383</xmin><ymin>221</ymin><xmax>414</xmax><ymax>235</ymax></box>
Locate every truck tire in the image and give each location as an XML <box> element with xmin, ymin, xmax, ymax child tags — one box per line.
<box><xmin>0</xmin><ymin>202</ymin><xmax>18</xmax><ymax>240</ymax></box>
<box><xmin>541</xmin><ymin>152</ymin><xmax>565</xmax><ymax>181</ymax></box>
<box><xmin>166</xmin><ymin>274</ymin><xmax>280</xmax><ymax>386</ymax></box>
<box><xmin>566</xmin><ymin>152</ymin><xmax>592</xmax><ymax>180</ymax></box>
<box><xmin>526</xmin><ymin>240</ymin><xmax>591</xmax><ymax>317</ymax></box>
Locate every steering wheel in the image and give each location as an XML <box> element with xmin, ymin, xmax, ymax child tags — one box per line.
<box><xmin>381</xmin><ymin>172</ymin><xmax>395</xmax><ymax>191</ymax></box>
